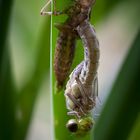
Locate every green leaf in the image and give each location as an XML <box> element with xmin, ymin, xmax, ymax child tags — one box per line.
<box><xmin>8</xmin><ymin>0</ymin><xmax>51</xmax><ymax>139</ymax></box>
<box><xmin>0</xmin><ymin>0</ymin><xmax>16</xmax><ymax>140</ymax></box>
<box><xmin>15</xmin><ymin>18</ymin><xmax>51</xmax><ymax>140</ymax></box>
<box><xmin>94</xmin><ymin>30</ymin><xmax>140</xmax><ymax>140</ymax></box>
<box><xmin>0</xmin><ymin>0</ymin><xmax>13</xmax><ymax>65</ymax></box>
<box><xmin>92</xmin><ymin>0</ymin><xmax>140</xmax><ymax>23</ymax></box>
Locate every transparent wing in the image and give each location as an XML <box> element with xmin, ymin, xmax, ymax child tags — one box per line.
<box><xmin>92</xmin><ymin>75</ymin><xmax>103</xmax><ymax>121</ymax></box>
<box><xmin>92</xmin><ymin>74</ymin><xmax>98</xmax><ymax>97</ymax></box>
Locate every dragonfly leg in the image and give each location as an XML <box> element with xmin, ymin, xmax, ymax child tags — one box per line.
<box><xmin>40</xmin><ymin>0</ymin><xmax>64</xmax><ymax>16</ymax></box>
<box><xmin>66</xmin><ymin>93</ymin><xmax>81</xmax><ymax>108</ymax></box>
<box><xmin>75</xmin><ymin>76</ymin><xmax>94</xmax><ymax>104</ymax></box>
<box><xmin>75</xmin><ymin>76</ymin><xmax>88</xmax><ymax>104</ymax></box>
<box><xmin>66</xmin><ymin>93</ymin><xmax>87</xmax><ymax>116</ymax></box>
<box><xmin>75</xmin><ymin>76</ymin><xmax>96</xmax><ymax>111</ymax></box>
<box><xmin>40</xmin><ymin>0</ymin><xmax>52</xmax><ymax>15</ymax></box>
<box><xmin>67</xmin><ymin>111</ymin><xmax>80</xmax><ymax>118</ymax></box>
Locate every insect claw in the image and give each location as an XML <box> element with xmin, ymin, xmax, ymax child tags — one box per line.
<box><xmin>47</xmin><ymin>12</ymin><xmax>53</xmax><ymax>15</ymax></box>
<box><xmin>40</xmin><ymin>11</ymin><xmax>52</xmax><ymax>16</ymax></box>
<box><xmin>40</xmin><ymin>0</ymin><xmax>52</xmax><ymax>15</ymax></box>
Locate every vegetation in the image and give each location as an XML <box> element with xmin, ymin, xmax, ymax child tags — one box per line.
<box><xmin>0</xmin><ymin>0</ymin><xmax>140</xmax><ymax>140</ymax></box>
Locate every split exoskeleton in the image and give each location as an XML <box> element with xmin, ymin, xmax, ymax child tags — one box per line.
<box><xmin>41</xmin><ymin>0</ymin><xmax>95</xmax><ymax>89</ymax></box>
<box><xmin>41</xmin><ymin>0</ymin><xmax>100</xmax><ymax>135</ymax></box>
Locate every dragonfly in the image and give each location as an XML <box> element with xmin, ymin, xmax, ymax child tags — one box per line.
<box><xmin>41</xmin><ymin>0</ymin><xmax>100</xmax><ymax>135</ymax></box>
<box><xmin>40</xmin><ymin>0</ymin><xmax>95</xmax><ymax>89</ymax></box>
<box><xmin>65</xmin><ymin>20</ymin><xmax>100</xmax><ymax>135</ymax></box>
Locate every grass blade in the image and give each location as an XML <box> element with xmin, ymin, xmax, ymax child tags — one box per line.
<box><xmin>0</xmin><ymin>0</ymin><xmax>16</xmax><ymax>140</ymax></box>
<box><xmin>94</xmin><ymin>30</ymin><xmax>140</xmax><ymax>140</ymax></box>
<box><xmin>15</xmin><ymin>18</ymin><xmax>50</xmax><ymax>140</ymax></box>
<box><xmin>0</xmin><ymin>0</ymin><xmax>13</xmax><ymax>56</ymax></box>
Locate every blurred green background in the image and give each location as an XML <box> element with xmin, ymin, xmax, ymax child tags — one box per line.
<box><xmin>0</xmin><ymin>0</ymin><xmax>140</xmax><ymax>140</ymax></box>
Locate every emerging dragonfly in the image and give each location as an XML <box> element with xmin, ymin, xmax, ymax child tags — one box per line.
<box><xmin>65</xmin><ymin>19</ymin><xmax>100</xmax><ymax>135</ymax></box>
<box><xmin>41</xmin><ymin>0</ymin><xmax>95</xmax><ymax>89</ymax></box>
<box><xmin>41</xmin><ymin>0</ymin><xmax>100</xmax><ymax>135</ymax></box>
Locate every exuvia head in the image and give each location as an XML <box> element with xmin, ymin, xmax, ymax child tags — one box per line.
<box><xmin>66</xmin><ymin>117</ymin><xmax>94</xmax><ymax>135</ymax></box>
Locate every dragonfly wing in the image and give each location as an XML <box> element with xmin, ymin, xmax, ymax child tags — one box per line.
<box><xmin>92</xmin><ymin>74</ymin><xmax>98</xmax><ymax>97</ymax></box>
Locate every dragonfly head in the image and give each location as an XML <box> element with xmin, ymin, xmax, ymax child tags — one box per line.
<box><xmin>66</xmin><ymin>117</ymin><xmax>94</xmax><ymax>135</ymax></box>
<box><xmin>66</xmin><ymin>119</ymin><xmax>78</xmax><ymax>132</ymax></box>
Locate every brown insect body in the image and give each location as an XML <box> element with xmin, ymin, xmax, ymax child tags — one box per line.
<box><xmin>54</xmin><ymin>0</ymin><xmax>95</xmax><ymax>89</ymax></box>
<box><xmin>54</xmin><ymin>30</ymin><xmax>76</xmax><ymax>88</ymax></box>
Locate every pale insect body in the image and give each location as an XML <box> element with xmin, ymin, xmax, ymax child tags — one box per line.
<box><xmin>65</xmin><ymin>20</ymin><xmax>100</xmax><ymax>134</ymax></box>
<box><xmin>41</xmin><ymin>0</ymin><xmax>95</xmax><ymax>89</ymax></box>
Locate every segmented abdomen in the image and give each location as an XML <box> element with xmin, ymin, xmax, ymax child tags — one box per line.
<box><xmin>77</xmin><ymin>21</ymin><xmax>100</xmax><ymax>86</ymax></box>
<box><xmin>65</xmin><ymin>20</ymin><xmax>100</xmax><ymax>118</ymax></box>
<box><xmin>54</xmin><ymin>31</ymin><xmax>76</xmax><ymax>89</ymax></box>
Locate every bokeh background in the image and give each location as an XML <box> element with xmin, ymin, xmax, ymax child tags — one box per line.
<box><xmin>0</xmin><ymin>0</ymin><xmax>140</xmax><ymax>140</ymax></box>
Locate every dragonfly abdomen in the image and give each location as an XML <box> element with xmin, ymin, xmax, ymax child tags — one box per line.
<box><xmin>77</xmin><ymin>21</ymin><xmax>100</xmax><ymax>86</ymax></box>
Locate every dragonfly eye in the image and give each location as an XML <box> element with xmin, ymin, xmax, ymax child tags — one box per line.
<box><xmin>66</xmin><ymin>119</ymin><xmax>78</xmax><ymax>132</ymax></box>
